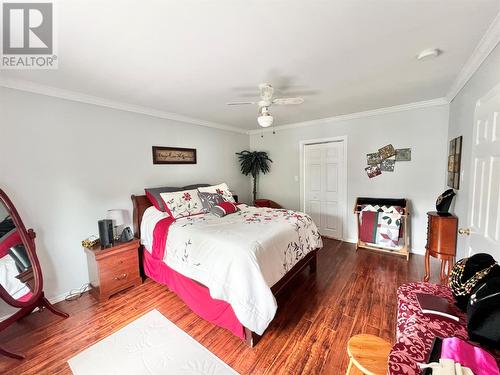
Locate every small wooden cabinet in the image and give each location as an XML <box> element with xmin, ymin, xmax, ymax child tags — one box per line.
<box><xmin>84</xmin><ymin>239</ymin><xmax>141</xmax><ymax>302</ymax></box>
<box><xmin>424</xmin><ymin>212</ymin><xmax>458</xmax><ymax>284</ymax></box>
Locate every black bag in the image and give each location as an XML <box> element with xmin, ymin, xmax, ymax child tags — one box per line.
<box><xmin>467</xmin><ymin>277</ymin><xmax>500</xmax><ymax>348</ymax></box>
<box><xmin>449</xmin><ymin>253</ymin><xmax>500</xmax><ymax>311</ymax></box>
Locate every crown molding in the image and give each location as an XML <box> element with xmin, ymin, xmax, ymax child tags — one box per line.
<box><xmin>247</xmin><ymin>97</ymin><xmax>449</xmax><ymax>135</ymax></box>
<box><xmin>0</xmin><ymin>77</ymin><xmax>449</xmax><ymax>136</ymax></box>
<box><xmin>446</xmin><ymin>11</ymin><xmax>500</xmax><ymax>102</ymax></box>
<box><xmin>0</xmin><ymin>77</ymin><xmax>248</xmax><ymax>134</ymax></box>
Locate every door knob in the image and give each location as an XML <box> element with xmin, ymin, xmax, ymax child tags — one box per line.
<box><xmin>458</xmin><ymin>228</ymin><xmax>471</xmax><ymax>236</ymax></box>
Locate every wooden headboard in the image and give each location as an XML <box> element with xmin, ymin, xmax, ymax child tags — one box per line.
<box><xmin>131</xmin><ymin>195</ymin><xmax>152</xmax><ymax>239</ymax></box>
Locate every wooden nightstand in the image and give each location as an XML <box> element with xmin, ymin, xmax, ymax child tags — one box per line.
<box><xmin>84</xmin><ymin>239</ymin><xmax>142</xmax><ymax>302</ymax></box>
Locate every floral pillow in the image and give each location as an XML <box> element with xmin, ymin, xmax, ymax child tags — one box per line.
<box><xmin>160</xmin><ymin>189</ymin><xmax>204</xmax><ymax>219</ymax></box>
<box><xmin>197</xmin><ymin>183</ymin><xmax>235</xmax><ymax>203</ymax></box>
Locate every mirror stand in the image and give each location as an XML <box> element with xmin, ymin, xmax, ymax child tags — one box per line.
<box><xmin>0</xmin><ymin>189</ymin><xmax>69</xmax><ymax>360</ymax></box>
<box><xmin>0</xmin><ymin>288</ymin><xmax>69</xmax><ymax>359</ymax></box>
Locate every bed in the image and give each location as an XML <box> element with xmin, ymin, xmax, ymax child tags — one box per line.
<box><xmin>131</xmin><ymin>188</ymin><xmax>322</xmax><ymax>346</ymax></box>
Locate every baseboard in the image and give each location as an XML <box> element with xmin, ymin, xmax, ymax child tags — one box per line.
<box><xmin>343</xmin><ymin>237</ymin><xmax>357</xmax><ymax>244</ymax></box>
<box><xmin>47</xmin><ymin>291</ymin><xmax>70</xmax><ymax>305</ymax></box>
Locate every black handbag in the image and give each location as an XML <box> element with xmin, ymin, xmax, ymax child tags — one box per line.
<box><xmin>467</xmin><ymin>277</ymin><xmax>500</xmax><ymax>348</ymax></box>
<box><xmin>449</xmin><ymin>253</ymin><xmax>500</xmax><ymax>311</ymax></box>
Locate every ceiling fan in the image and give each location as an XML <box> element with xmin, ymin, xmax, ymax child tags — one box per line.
<box><xmin>227</xmin><ymin>83</ymin><xmax>304</xmax><ymax>128</ymax></box>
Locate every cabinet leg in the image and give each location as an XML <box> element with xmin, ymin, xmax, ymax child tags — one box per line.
<box><xmin>440</xmin><ymin>260</ymin><xmax>447</xmax><ymax>285</ymax></box>
<box><xmin>443</xmin><ymin>258</ymin><xmax>453</xmax><ymax>285</ymax></box>
<box><xmin>424</xmin><ymin>249</ymin><xmax>430</xmax><ymax>282</ymax></box>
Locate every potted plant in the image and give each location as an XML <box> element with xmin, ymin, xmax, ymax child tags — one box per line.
<box><xmin>236</xmin><ymin>150</ymin><xmax>273</xmax><ymax>203</ymax></box>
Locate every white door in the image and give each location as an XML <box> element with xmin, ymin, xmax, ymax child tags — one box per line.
<box><xmin>464</xmin><ymin>82</ymin><xmax>500</xmax><ymax>257</ymax></box>
<box><xmin>303</xmin><ymin>141</ymin><xmax>346</xmax><ymax>239</ymax></box>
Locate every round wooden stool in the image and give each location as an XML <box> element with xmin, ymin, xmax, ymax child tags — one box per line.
<box><xmin>346</xmin><ymin>334</ymin><xmax>392</xmax><ymax>375</ymax></box>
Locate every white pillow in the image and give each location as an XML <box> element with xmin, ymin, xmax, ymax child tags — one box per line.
<box><xmin>197</xmin><ymin>183</ymin><xmax>235</xmax><ymax>203</ymax></box>
<box><xmin>160</xmin><ymin>189</ymin><xmax>204</xmax><ymax>219</ymax></box>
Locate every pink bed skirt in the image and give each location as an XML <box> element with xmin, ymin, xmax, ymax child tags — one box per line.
<box><xmin>143</xmin><ymin>248</ymin><xmax>246</xmax><ymax>340</ymax></box>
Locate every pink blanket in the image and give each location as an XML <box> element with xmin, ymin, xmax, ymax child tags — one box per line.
<box><xmin>0</xmin><ymin>230</ymin><xmax>21</xmax><ymax>257</ymax></box>
<box><xmin>144</xmin><ymin>216</ymin><xmax>245</xmax><ymax>340</ymax></box>
<box><xmin>441</xmin><ymin>337</ymin><xmax>500</xmax><ymax>375</ymax></box>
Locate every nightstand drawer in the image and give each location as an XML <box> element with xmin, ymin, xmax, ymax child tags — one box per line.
<box><xmin>101</xmin><ymin>267</ymin><xmax>139</xmax><ymax>293</ymax></box>
<box><xmin>99</xmin><ymin>248</ymin><xmax>137</xmax><ymax>271</ymax></box>
<box><xmin>100</xmin><ymin>252</ymin><xmax>139</xmax><ymax>292</ymax></box>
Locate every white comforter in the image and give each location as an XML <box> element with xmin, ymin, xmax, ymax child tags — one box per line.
<box><xmin>143</xmin><ymin>204</ymin><xmax>322</xmax><ymax>335</ymax></box>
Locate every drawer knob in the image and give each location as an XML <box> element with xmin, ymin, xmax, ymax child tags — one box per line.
<box><xmin>113</xmin><ymin>273</ymin><xmax>128</xmax><ymax>281</ymax></box>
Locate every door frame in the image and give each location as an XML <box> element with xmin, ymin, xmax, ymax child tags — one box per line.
<box><xmin>299</xmin><ymin>136</ymin><xmax>348</xmax><ymax>240</ymax></box>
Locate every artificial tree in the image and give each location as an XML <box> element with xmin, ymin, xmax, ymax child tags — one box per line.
<box><xmin>235</xmin><ymin>150</ymin><xmax>273</xmax><ymax>203</ymax></box>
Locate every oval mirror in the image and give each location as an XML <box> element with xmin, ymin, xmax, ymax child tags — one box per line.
<box><xmin>0</xmin><ymin>191</ymin><xmax>41</xmax><ymax>307</ymax></box>
<box><xmin>0</xmin><ymin>189</ymin><xmax>68</xmax><ymax>360</ymax></box>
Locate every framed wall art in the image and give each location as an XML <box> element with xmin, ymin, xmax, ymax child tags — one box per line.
<box><xmin>367</xmin><ymin>152</ymin><xmax>381</xmax><ymax>165</ymax></box>
<box><xmin>395</xmin><ymin>148</ymin><xmax>411</xmax><ymax>161</ymax></box>
<box><xmin>152</xmin><ymin>146</ymin><xmax>197</xmax><ymax>164</ymax></box>
<box><xmin>380</xmin><ymin>158</ymin><xmax>395</xmax><ymax>172</ymax></box>
<box><xmin>378</xmin><ymin>144</ymin><xmax>396</xmax><ymax>160</ymax></box>
<box><xmin>447</xmin><ymin>136</ymin><xmax>462</xmax><ymax>189</ymax></box>
<box><xmin>364</xmin><ymin>144</ymin><xmax>412</xmax><ymax>178</ymax></box>
<box><xmin>365</xmin><ymin>165</ymin><xmax>382</xmax><ymax>178</ymax></box>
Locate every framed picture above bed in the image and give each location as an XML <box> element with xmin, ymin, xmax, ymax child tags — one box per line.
<box><xmin>152</xmin><ymin>146</ymin><xmax>197</xmax><ymax>164</ymax></box>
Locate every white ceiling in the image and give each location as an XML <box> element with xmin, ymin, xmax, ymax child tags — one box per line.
<box><xmin>1</xmin><ymin>0</ymin><xmax>499</xmax><ymax>130</ymax></box>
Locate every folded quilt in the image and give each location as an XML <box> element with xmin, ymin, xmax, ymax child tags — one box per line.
<box><xmin>360</xmin><ymin>209</ymin><xmax>402</xmax><ymax>249</ymax></box>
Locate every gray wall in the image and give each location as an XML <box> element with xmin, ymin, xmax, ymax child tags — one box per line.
<box><xmin>250</xmin><ymin>104</ymin><xmax>449</xmax><ymax>254</ymax></box>
<box><xmin>0</xmin><ymin>87</ymin><xmax>251</xmax><ymax>307</ymax></box>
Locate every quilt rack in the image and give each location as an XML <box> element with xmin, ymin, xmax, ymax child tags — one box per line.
<box><xmin>354</xmin><ymin>197</ymin><xmax>410</xmax><ymax>260</ymax></box>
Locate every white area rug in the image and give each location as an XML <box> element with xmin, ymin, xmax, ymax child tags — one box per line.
<box><xmin>68</xmin><ymin>309</ymin><xmax>239</xmax><ymax>375</ymax></box>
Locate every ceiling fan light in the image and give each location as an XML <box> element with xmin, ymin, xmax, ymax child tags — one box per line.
<box><xmin>257</xmin><ymin>114</ymin><xmax>274</xmax><ymax>128</ymax></box>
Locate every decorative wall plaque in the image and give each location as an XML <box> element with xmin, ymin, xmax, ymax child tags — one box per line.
<box><xmin>378</xmin><ymin>144</ymin><xmax>396</xmax><ymax>160</ymax></box>
<box><xmin>380</xmin><ymin>158</ymin><xmax>395</xmax><ymax>172</ymax></box>
<box><xmin>364</xmin><ymin>144</ymin><xmax>412</xmax><ymax>178</ymax></box>
<box><xmin>395</xmin><ymin>148</ymin><xmax>411</xmax><ymax>161</ymax></box>
<box><xmin>152</xmin><ymin>146</ymin><xmax>197</xmax><ymax>164</ymax></box>
<box><xmin>365</xmin><ymin>165</ymin><xmax>382</xmax><ymax>178</ymax></box>
<box><xmin>367</xmin><ymin>152</ymin><xmax>381</xmax><ymax>165</ymax></box>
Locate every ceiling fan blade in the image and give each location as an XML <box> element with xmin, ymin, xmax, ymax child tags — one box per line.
<box><xmin>272</xmin><ymin>97</ymin><xmax>304</xmax><ymax>105</ymax></box>
<box><xmin>226</xmin><ymin>101</ymin><xmax>257</xmax><ymax>106</ymax></box>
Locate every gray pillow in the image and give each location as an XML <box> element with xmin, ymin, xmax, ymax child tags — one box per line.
<box><xmin>183</xmin><ymin>183</ymin><xmax>210</xmax><ymax>190</ymax></box>
<box><xmin>145</xmin><ymin>186</ymin><xmax>181</xmax><ymax>211</ymax></box>
<box><xmin>198</xmin><ymin>192</ymin><xmax>227</xmax><ymax>212</ymax></box>
<box><xmin>210</xmin><ymin>202</ymin><xmax>239</xmax><ymax>217</ymax></box>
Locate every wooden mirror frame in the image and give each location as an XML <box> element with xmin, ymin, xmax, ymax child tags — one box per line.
<box><xmin>0</xmin><ymin>188</ymin><xmax>69</xmax><ymax>360</ymax></box>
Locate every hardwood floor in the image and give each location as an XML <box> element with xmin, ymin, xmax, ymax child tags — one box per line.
<box><xmin>0</xmin><ymin>239</ymin><xmax>442</xmax><ymax>374</ymax></box>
